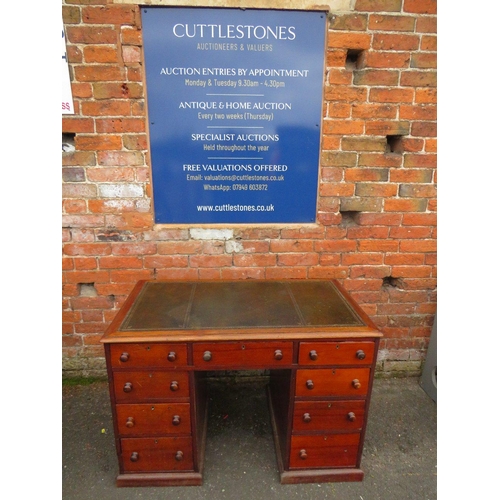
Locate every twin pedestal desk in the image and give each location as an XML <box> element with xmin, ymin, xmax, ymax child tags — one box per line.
<box><xmin>101</xmin><ymin>279</ymin><xmax>382</xmax><ymax>487</ymax></box>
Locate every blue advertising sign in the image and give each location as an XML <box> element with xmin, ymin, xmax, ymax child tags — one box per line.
<box><xmin>141</xmin><ymin>7</ymin><xmax>326</xmax><ymax>223</ymax></box>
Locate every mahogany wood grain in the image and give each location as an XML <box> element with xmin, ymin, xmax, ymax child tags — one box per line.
<box><xmin>295</xmin><ymin>368</ymin><xmax>371</xmax><ymax>397</ymax></box>
<box><xmin>113</xmin><ymin>371</ymin><xmax>190</xmax><ymax>402</ymax></box>
<box><xmin>120</xmin><ymin>436</ymin><xmax>194</xmax><ymax>472</ymax></box>
<box><xmin>298</xmin><ymin>341</ymin><xmax>375</xmax><ymax>366</ymax></box>
<box><xmin>116</xmin><ymin>403</ymin><xmax>191</xmax><ymax>436</ymax></box>
<box><xmin>292</xmin><ymin>400</ymin><xmax>365</xmax><ymax>432</ymax></box>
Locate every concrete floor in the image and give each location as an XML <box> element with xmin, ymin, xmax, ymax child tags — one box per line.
<box><xmin>62</xmin><ymin>377</ymin><xmax>436</xmax><ymax>500</ymax></box>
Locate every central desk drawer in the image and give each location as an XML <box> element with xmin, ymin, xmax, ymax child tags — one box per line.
<box><xmin>113</xmin><ymin>371</ymin><xmax>190</xmax><ymax>402</ymax></box>
<box><xmin>116</xmin><ymin>403</ymin><xmax>191</xmax><ymax>436</ymax></box>
<box><xmin>120</xmin><ymin>436</ymin><xmax>194</xmax><ymax>473</ymax></box>
<box><xmin>295</xmin><ymin>368</ymin><xmax>370</xmax><ymax>397</ymax></box>
<box><xmin>193</xmin><ymin>341</ymin><xmax>293</xmax><ymax>368</ymax></box>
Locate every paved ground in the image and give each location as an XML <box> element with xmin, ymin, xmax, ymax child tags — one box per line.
<box><xmin>62</xmin><ymin>377</ymin><xmax>436</xmax><ymax>500</ymax></box>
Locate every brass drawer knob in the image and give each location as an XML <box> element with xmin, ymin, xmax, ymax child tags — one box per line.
<box><xmin>356</xmin><ymin>350</ymin><xmax>366</xmax><ymax>360</ymax></box>
<box><xmin>302</xmin><ymin>412</ymin><xmax>312</xmax><ymax>423</ymax></box>
<box><xmin>130</xmin><ymin>451</ymin><xmax>139</xmax><ymax>462</ymax></box>
<box><xmin>299</xmin><ymin>449</ymin><xmax>307</xmax><ymax>460</ymax></box>
<box><xmin>170</xmin><ymin>381</ymin><xmax>179</xmax><ymax>391</ymax></box>
<box><xmin>347</xmin><ymin>412</ymin><xmax>356</xmax><ymax>422</ymax></box>
<box><xmin>309</xmin><ymin>350</ymin><xmax>318</xmax><ymax>361</ymax></box>
<box><xmin>172</xmin><ymin>415</ymin><xmax>181</xmax><ymax>426</ymax></box>
<box><xmin>123</xmin><ymin>382</ymin><xmax>133</xmax><ymax>393</ymax></box>
<box><xmin>274</xmin><ymin>349</ymin><xmax>283</xmax><ymax>360</ymax></box>
<box><xmin>203</xmin><ymin>351</ymin><xmax>212</xmax><ymax>362</ymax></box>
<box><xmin>125</xmin><ymin>417</ymin><xmax>135</xmax><ymax>428</ymax></box>
<box><xmin>120</xmin><ymin>352</ymin><xmax>129</xmax><ymax>362</ymax></box>
<box><xmin>352</xmin><ymin>379</ymin><xmax>361</xmax><ymax>389</ymax></box>
<box><xmin>306</xmin><ymin>380</ymin><xmax>314</xmax><ymax>390</ymax></box>
<box><xmin>175</xmin><ymin>450</ymin><xmax>184</xmax><ymax>461</ymax></box>
<box><xmin>167</xmin><ymin>351</ymin><xmax>177</xmax><ymax>362</ymax></box>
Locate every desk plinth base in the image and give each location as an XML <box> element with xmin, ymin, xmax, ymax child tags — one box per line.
<box><xmin>116</xmin><ymin>472</ymin><xmax>203</xmax><ymax>487</ymax></box>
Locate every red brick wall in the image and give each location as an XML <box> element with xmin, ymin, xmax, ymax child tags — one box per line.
<box><xmin>62</xmin><ymin>0</ymin><xmax>437</xmax><ymax>378</ymax></box>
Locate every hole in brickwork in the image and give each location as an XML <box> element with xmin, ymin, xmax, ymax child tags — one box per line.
<box><xmin>79</xmin><ymin>283</ymin><xmax>97</xmax><ymax>297</ymax></box>
<box><xmin>62</xmin><ymin>133</ymin><xmax>75</xmax><ymax>153</ymax></box>
<box><xmin>382</xmin><ymin>276</ymin><xmax>404</xmax><ymax>289</ymax></box>
<box><xmin>386</xmin><ymin>135</ymin><xmax>404</xmax><ymax>154</ymax></box>
<box><xmin>339</xmin><ymin>210</ymin><xmax>361</xmax><ymax>227</ymax></box>
<box><xmin>345</xmin><ymin>49</ymin><xmax>363</xmax><ymax>70</ymax></box>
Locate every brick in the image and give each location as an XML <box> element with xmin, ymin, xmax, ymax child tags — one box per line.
<box><xmin>384</xmin><ymin>198</ymin><xmax>427</xmax><ymax>212</ymax></box>
<box><xmin>415</xmin><ymin>88</ymin><xmax>437</xmax><ymax>104</ymax></box>
<box><xmin>62</xmin><ymin>117</ymin><xmax>94</xmax><ymax>133</ymax></box>
<box><xmin>308</xmin><ymin>267</ymin><xmax>348</xmax><ymax>279</ymax></box>
<box><xmin>325</xmin><ymin>86</ymin><xmax>368</xmax><ymax>102</ymax></box>
<box><xmin>323</xmin><ymin>120</ymin><xmax>364</xmax><ymax>136</ymax></box>
<box><xmin>93</xmin><ymin>82</ymin><xmax>143</xmax><ymax>99</ymax></box>
<box><xmin>71</xmin><ymin>82</ymin><xmax>93</xmax><ymax>99</ymax></box>
<box><xmin>330</xmin><ymin>14</ymin><xmax>368</xmax><ymax>31</ymax></box>
<box><xmin>365</xmin><ymin>121</ymin><xmax>410</xmax><ymax>136</ymax></box>
<box><xmin>105</xmin><ymin>212</ymin><xmax>153</xmax><ymax>229</ymax></box>
<box><xmin>326</xmin><ymin>49</ymin><xmax>347</xmax><ymax>68</ymax></box>
<box><xmin>317</xmin><ymin>212</ymin><xmax>342</xmax><ymax>225</ymax></box>
<box><xmin>189</xmin><ymin>255</ymin><xmax>233</xmax><ymax>268</ymax></box>
<box><xmin>321</xmin><ymin>136</ymin><xmax>341</xmax><ymax>150</ymax></box>
<box><xmin>319</xmin><ymin>254</ymin><xmax>342</xmax><ymax>266</ymax></box>
<box><xmin>340</xmin><ymin>197</ymin><xmax>383</xmax><ymax>212</ymax></box>
<box><xmin>320</xmin><ymin>183</ymin><xmax>356</xmax><ymax>197</ymax></box>
<box><xmin>123</xmin><ymin>135</ymin><xmax>149</xmax><ymax>151</ymax></box>
<box><xmin>411</xmin><ymin>122</ymin><xmax>437</xmax><ymax>137</ymax></box>
<box><xmin>351</xmin><ymin>265</ymin><xmax>391</xmax><ymax>279</ymax></box>
<box><xmin>96</xmin><ymin>151</ymin><xmax>144</xmax><ymax>166</ymax></box>
<box><xmin>342</xmin><ymin>137</ymin><xmax>387</xmax><ymax>152</ymax></box>
<box><xmin>321</xmin><ymin>151</ymin><xmax>357</xmax><ymax>167</ymax></box>
<box><xmin>355</xmin><ymin>183</ymin><xmax>398</xmax><ymax>197</ymax></box>
<box><xmin>368</xmin><ymin>15</ymin><xmax>415</xmax><ymax>31</ymax></box>
<box><xmin>402</xmin><ymin>213</ymin><xmax>437</xmax><ymax>226</ymax></box>
<box><xmin>353</xmin><ymin>70</ymin><xmax>399</xmax><ymax>86</ymax></box>
<box><xmin>373</xmin><ymin>34</ymin><xmax>419</xmax><ymax>51</ymax></box>
<box><xmin>121</xmin><ymin>27</ymin><xmax>142</xmax><ymax>45</ymax></box>
<box><xmin>63</xmin><ymin>199</ymin><xmax>87</xmax><ymax>214</ymax></box>
<box><xmin>111</xmin><ymin>242</ymin><xmax>157</xmax><ymax>255</ymax></box>
<box><xmin>221</xmin><ymin>268</ymin><xmax>265</xmax><ymax>280</ymax></box>
<box><xmin>74</xmin><ymin>257</ymin><xmax>98</xmax><ymax>270</ymax></box>
<box><xmin>390</xmin><ymin>227</ymin><xmax>433</xmax><ymax>239</ymax></box>
<box><xmin>416</xmin><ymin>16</ymin><xmax>437</xmax><ymax>33</ymax></box>
<box><xmin>399</xmin><ymin>105</ymin><xmax>436</xmax><ymax>120</ymax></box>
<box><xmin>328</xmin><ymin>32</ymin><xmax>372</xmax><ymax>50</ymax></box>
<box><xmin>98</xmin><ymin>183</ymin><xmax>144</xmax><ymax>198</ymax></box>
<box><xmin>356</xmin><ymin>213</ymin><xmax>402</xmax><ymax>225</ymax></box>
<box><xmin>400</xmin><ymin>70</ymin><xmax>437</xmax><ymax>87</ymax></box>
<box><xmin>347</xmin><ymin>226</ymin><xmax>390</xmax><ymax>239</ymax></box>
<box><xmin>363</xmin><ymin>51</ymin><xmax>410</xmax><ymax>69</ymax></box>
<box><xmin>233</xmin><ymin>254</ymin><xmax>277</xmax><ymax>267</ymax></box>
<box><xmin>400</xmin><ymin>138</ymin><xmax>425</xmax><ymax>152</ymax></box>
<box><xmin>74</xmin><ymin>65</ymin><xmax>126</xmax><ymax>82</ymax></box>
<box><xmin>342</xmin><ymin>253</ymin><xmax>384</xmax><ymax>265</ymax></box>
<box><xmin>399</xmin><ymin>184</ymin><xmax>436</xmax><ymax>198</ymax></box>
<box><xmin>83</xmin><ymin>46</ymin><xmax>119</xmax><ymax>63</ymax></box>
<box><xmin>403</xmin><ymin>0</ymin><xmax>436</xmax><ymax>14</ymax></box>
<box><xmin>122</xmin><ymin>45</ymin><xmax>141</xmax><ymax>63</ymax></box>
<box><xmin>410</xmin><ymin>53</ymin><xmax>437</xmax><ymax>69</ymax></box>
<box><xmin>354</xmin><ymin>0</ymin><xmax>402</xmax><ymax>12</ymax></box>
<box><xmin>96</xmin><ymin>116</ymin><xmax>144</xmax><ymax>134</ymax></box>
<box><xmin>369</xmin><ymin>88</ymin><xmax>414</xmax><ymax>103</ymax></box>
<box><xmin>110</xmin><ymin>270</ymin><xmax>154</xmax><ymax>283</ymax></box>
<box><xmin>81</xmin><ymin>100</ymin><xmax>131</xmax><ymax>116</ymax></box>
<box><xmin>82</xmin><ymin>5</ymin><xmax>136</xmax><ymax>25</ymax></box>
<box><xmin>62</xmin><ymin>184</ymin><xmax>97</xmax><ymax>199</ymax></box>
<box><xmin>75</xmin><ymin>135</ymin><xmax>122</xmax><ymax>151</ymax></box>
<box><xmin>421</xmin><ymin>35</ymin><xmax>437</xmax><ymax>51</ymax></box>
<box><xmin>62</xmin><ymin>151</ymin><xmax>96</xmax><ymax>167</ymax></box>
<box><xmin>389</xmin><ymin>169</ymin><xmax>433</xmax><ymax>183</ymax></box>
<box><xmin>65</xmin><ymin>243</ymin><xmax>112</xmax><ymax>258</ymax></box>
<box><xmin>403</xmin><ymin>154</ymin><xmax>436</xmax><ymax>168</ymax></box>
<box><xmin>88</xmin><ymin>199</ymin><xmax>135</xmax><ymax>213</ymax></box>
<box><xmin>326</xmin><ymin>102</ymin><xmax>351</xmax><ymax>118</ymax></box>
<box><xmin>384</xmin><ymin>253</ymin><xmax>424</xmax><ymax>265</ymax></box>
<box><xmin>66</xmin><ymin>26</ymin><xmax>117</xmax><ymax>45</ymax></box>
<box><xmin>400</xmin><ymin>239</ymin><xmax>436</xmax><ymax>253</ymax></box>
<box><xmin>351</xmin><ymin>103</ymin><xmax>397</xmax><ymax>119</ymax></box>
<box><xmin>63</xmin><ymin>167</ymin><xmax>86</xmax><ymax>182</ymax></box>
<box><xmin>86</xmin><ymin>167</ymin><xmax>135</xmax><ymax>182</ymax></box>
<box><xmin>157</xmin><ymin>241</ymin><xmax>203</xmax><ymax>254</ymax></box>
<box><xmin>425</xmin><ymin>139</ymin><xmax>437</xmax><ymax>153</ymax></box>
<box><xmin>345</xmin><ymin>168</ymin><xmax>389</xmax><ymax>182</ymax></box>
<box><xmin>266</xmin><ymin>267</ymin><xmax>308</xmax><ymax>279</ymax></box>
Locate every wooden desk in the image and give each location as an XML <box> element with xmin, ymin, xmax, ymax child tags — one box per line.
<box><xmin>101</xmin><ymin>280</ymin><xmax>382</xmax><ymax>487</ymax></box>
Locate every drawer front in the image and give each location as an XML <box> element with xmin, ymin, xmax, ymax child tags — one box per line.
<box><xmin>289</xmin><ymin>433</ymin><xmax>360</xmax><ymax>469</ymax></box>
<box><xmin>120</xmin><ymin>436</ymin><xmax>194</xmax><ymax>472</ymax></box>
<box><xmin>116</xmin><ymin>403</ymin><xmax>191</xmax><ymax>436</ymax></box>
<box><xmin>113</xmin><ymin>371</ymin><xmax>190</xmax><ymax>402</ymax></box>
<box><xmin>192</xmin><ymin>341</ymin><xmax>293</xmax><ymax>368</ymax></box>
<box><xmin>298</xmin><ymin>341</ymin><xmax>375</xmax><ymax>366</ymax></box>
<box><xmin>109</xmin><ymin>343</ymin><xmax>188</xmax><ymax>369</ymax></box>
<box><xmin>293</xmin><ymin>400</ymin><xmax>365</xmax><ymax>432</ymax></box>
<box><xmin>295</xmin><ymin>368</ymin><xmax>370</xmax><ymax>397</ymax></box>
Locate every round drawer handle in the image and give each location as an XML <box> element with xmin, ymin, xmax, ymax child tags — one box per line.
<box><xmin>299</xmin><ymin>449</ymin><xmax>307</xmax><ymax>460</ymax></box>
<box><xmin>167</xmin><ymin>351</ymin><xmax>177</xmax><ymax>362</ymax></box>
<box><xmin>172</xmin><ymin>415</ymin><xmax>181</xmax><ymax>426</ymax></box>
<box><xmin>125</xmin><ymin>417</ymin><xmax>135</xmax><ymax>428</ymax></box>
<box><xmin>302</xmin><ymin>412</ymin><xmax>311</xmax><ymax>423</ymax></box>
<box><xmin>347</xmin><ymin>412</ymin><xmax>356</xmax><ymax>422</ymax></box>
<box><xmin>130</xmin><ymin>451</ymin><xmax>139</xmax><ymax>462</ymax></box>
<box><xmin>274</xmin><ymin>349</ymin><xmax>283</xmax><ymax>360</ymax></box>
<box><xmin>123</xmin><ymin>382</ymin><xmax>133</xmax><ymax>393</ymax></box>
<box><xmin>120</xmin><ymin>352</ymin><xmax>129</xmax><ymax>362</ymax></box>
<box><xmin>352</xmin><ymin>379</ymin><xmax>361</xmax><ymax>390</ymax></box>
<box><xmin>203</xmin><ymin>351</ymin><xmax>212</xmax><ymax>362</ymax></box>
<box><xmin>170</xmin><ymin>381</ymin><xmax>179</xmax><ymax>391</ymax></box>
<box><xmin>356</xmin><ymin>350</ymin><xmax>366</xmax><ymax>360</ymax></box>
<box><xmin>175</xmin><ymin>450</ymin><xmax>184</xmax><ymax>461</ymax></box>
<box><xmin>306</xmin><ymin>380</ymin><xmax>314</xmax><ymax>390</ymax></box>
<box><xmin>309</xmin><ymin>350</ymin><xmax>318</xmax><ymax>361</ymax></box>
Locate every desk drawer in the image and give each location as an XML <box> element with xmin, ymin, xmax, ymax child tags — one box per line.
<box><xmin>289</xmin><ymin>433</ymin><xmax>360</xmax><ymax>469</ymax></box>
<box><xmin>298</xmin><ymin>341</ymin><xmax>375</xmax><ymax>366</ymax></box>
<box><xmin>109</xmin><ymin>343</ymin><xmax>188</xmax><ymax>369</ymax></box>
<box><xmin>193</xmin><ymin>341</ymin><xmax>293</xmax><ymax>368</ymax></box>
<box><xmin>295</xmin><ymin>368</ymin><xmax>370</xmax><ymax>397</ymax></box>
<box><xmin>120</xmin><ymin>436</ymin><xmax>194</xmax><ymax>473</ymax></box>
<box><xmin>113</xmin><ymin>371</ymin><xmax>190</xmax><ymax>402</ymax></box>
<box><xmin>293</xmin><ymin>400</ymin><xmax>365</xmax><ymax>432</ymax></box>
<box><xmin>116</xmin><ymin>403</ymin><xmax>191</xmax><ymax>436</ymax></box>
